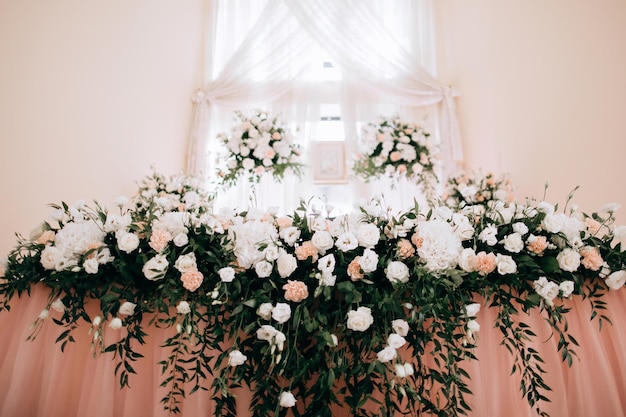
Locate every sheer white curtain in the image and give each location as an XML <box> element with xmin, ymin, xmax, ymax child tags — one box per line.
<box><xmin>186</xmin><ymin>0</ymin><xmax>462</xmax><ymax>215</ymax></box>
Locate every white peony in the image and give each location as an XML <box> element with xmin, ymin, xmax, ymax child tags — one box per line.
<box><xmin>415</xmin><ymin>219</ymin><xmax>463</xmax><ymax>273</ymax></box>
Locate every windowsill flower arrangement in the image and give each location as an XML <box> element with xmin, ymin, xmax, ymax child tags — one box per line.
<box><xmin>1</xmin><ymin>170</ymin><xmax>626</xmax><ymax>417</ymax></box>
<box><xmin>352</xmin><ymin>114</ymin><xmax>439</xmax><ymax>196</ymax></box>
<box><xmin>216</xmin><ymin>109</ymin><xmax>305</xmax><ymax>187</ymax></box>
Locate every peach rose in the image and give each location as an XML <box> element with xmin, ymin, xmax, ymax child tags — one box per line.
<box><xmin>389</xmin><ymin>151</ymin><xmax>402</xmax><ymax>162</ymax></box>
<box><xmin>295</xmin><ymin>241</ymin><xmax>319</xmax><ymax>262</ymax></box>
<box><xmin>347</xmin><ymin>257</ymin><xmax>364</xmax><ymax>281</ymax></box>
<box><xmin>283</xmin><ymin>280</ymin><xmax>309</xmax><ymax>302</ymax></box>
<box><xmin>585</xmin><ymin>218</ymin><xmax>602</xmax><ymax>235</ymax></box>
<box><xmin>410</xmin><ymin>233</ymin><xmax>424</xmax><ymax>249</ymax></box>
<box><xmin>35</xmin><ymin>230</ymin><xmax>56</xmax><ymax>245</ymax></box>
<box><xmin>181</xmin><ymin>270</ymin><xmax>203</xmax><ymax>292</ymax></box>
<box><xmin>397</xmin><ymin>164</ymin><xmax>407</xmax><ymax>174</ymax></box>
<box><xmin>271</xmin><ymin>131</ymin><xmax>282</xmax><ymax>140</ymax></box>
<box><xmin>397</xmin><ymin>239</ymin><xmax>415</xmax><ymax>259</ymax></box>
<box><xmin>275</xmin><ymin>216</ymin><xmax>293</xmax><ymax>229</ymax></box>
<box><xmin>475</xmin><ymin>251</ymin><xmax>497</xmax><ymax>276</ymax></box>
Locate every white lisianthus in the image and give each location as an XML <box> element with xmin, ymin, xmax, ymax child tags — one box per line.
<box><xmin>466</xmin><ymin>319</ymin><xmax>480</xmax><ymax>339</ymax></box>
<box><xmin>318</xmin><ymin>254</ymin><xmax>336</xmax><ymax>272</ymax></box>
<box><xmin>556</xmin><ymin>248</ymin><xmax>581</xmax><ymax>272</ymax></box>
<box><xmin>116</xmin><ymin>231</ymin><xmax>140</xmax><ymax>253</ymax></box>
<box><xmin>533</xmin><ymin>277</ymin><xmax>559</xmax><ymax>306</ymax></box>
<box><xmin>385</xmin><ymin>261</ymin><xmax>410</xmax><ymax>284</ymax></box>
<box><xmin>118</xmin><ymin>301</ymin><xmax>137</xmax><ymax>316</ymax></box>
<box><xmin>394</xmin><ymin>363</ymin><xmax>414</xmax><ymax>378</ymax></box>
<box><xmin>559</xmin><ymin>281</ymin><xmax>575</xmax><ymax>297</ymax></box>
<box><xmin>376</xmin><ymin>346</ymin><xmax>397</xmax><ymax>363</ymax></box>
<box><xmin>358</xmin><ymin>248</ymin><xmax>379</xmax><ymax>273</ymax></box>
<box><xmin>254</xmin><ymin>260</ymin><xmax>273</xmax><ymax>278</ymax></box>
<box><xmin>109</xmin><ymin>317</ymin><xmax>123</xmax><ymax>330</ymax></box>
<box><xmin>51</xmin><ymin>298</ymin><xmax>65</xmax><ymax>313</ymax></box>
<box><xmin>174</xmin><ymin>253</ymin><xmax>197</xmax><ymax>273</ymax></box>
<box><xmin>391</xmin><ymin>319</ymin><xmax>410</xmax><ymax>337</ymax></box>
<box><xmin>142</xmin><ymin>255</ymin><xmax>169</xmax><ymax>281</ymax></box>
<box><xmin>610</xmin><ymin>225</ymin><xmax>626</xmax><ymax>252</ymax></box>
<box><xmin>387</xmin><ymin>333</ymin><xmax>407</xmax><ymax>349</ymax></box>
<box><xmin>218</xmin><ymin>266</ymin><xmax>236</xmax><ymax>283</ymax></box>
<box><xmin>357</xmin><ymin>223</ymin><xmax>381</xmax><ymax>248</ymax></box>
<box><xmin>83</xmin><ymin>258</ymin><xmax>99</xmax><ymax>274</ymax></box>
<box><xmin>279</xmin><ymin>226</ymin><xmax>301</xmax><ymax>246</ymax></box>
<box><xmin>318</xmin><ymin>270</ymin><xmax>337</xmax><ymax>286</ymax></box>
<box><xmin>605</xmin><ymin>270</ymin><xmax>626</xmax><ymax>290</ymax></box>
<box><xmin>346</xmin><ymin>306</ymin><xmax>374</xmax><ymax>332</ymax></box>
<box><xmin>271</xmin><ymin>303</ymin><xmax>291</xmax><ymax>323</ymax></box>
<box><xmin>501</xmin><ymin>233</ymin><xmax>524</xmax><ymax>253</ymax></box>
<box><xmin>256</xmin><ymin>303</ymin><xmax>273</xmax><ymax>320</ymax></box>
<box><xmin>176</xmin><ymin>301</ymin><xmax>191</xmax><ymax>315</ymax></box>
<box><xmin>279</xmin><ymin>391</ymin><xmax>296</xmax><ymax>408</ymax></box>
<box><xmin>256</xmin><ymin>324</ymin><xmax>278</xmax><ymax>342</ymax></box>
<box><xmin>478</xmin><ymin>225</ymin><xmax>498</xmax><ymax>246</ymax></box>
<box><xmin>496</xmin><ymin>254</ymin><xmax>517</xmax><ymax>275</ymax></box>
<box><xmin>228</xmin><ymin>350</ymin><xmax>247</xmax><ymax>367</ymax></box>
<box><xmin>464</xmin><ymin>303</ymin><xmax>481</xmax><ymax>318</ymax></box>
<box><xmin>335</xmin><ymin>231</ymin><xmax>359</xmax><ymax>252</ymax></box>
<box><xmin>512</xmin><ymin>222</ymin><xmax>529</xmax><ymax>235</ymax></box>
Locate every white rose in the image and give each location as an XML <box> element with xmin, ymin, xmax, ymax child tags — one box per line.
<box><xmin>534</xmin><ymin>277</ymin><xmax>559</xmax><ymax>305</ymax></box>
<box><xmin>218</xmin><ymin>267</ymin><xmax>236</xmax><ymax>283</ymax></box>
<box><xmin>501</xmin><ymin>233</ymin><xmax>524</xmax><ymax>253</ymax></box>
<box><xmin>256</xmin><ymin>302</ymin><xmax>273</xmax><ymax>320</ymax></box>
<box><xmin>40</xmin><ymin>246</ymin><xmax>63</xmax><ymax>270</ymax></box>
<box><xmin>264</xmin><ymin>244</ymin><xmax>280</xmax><ymax>261</ymax></box>
<box><xmin>385</xmin><ymin>261</ymin><xmax>409</xmax><ymax>284</ymax></box>
<box><xmin>387</xmin><ymin>333</ymin><xmax>407</xmax><ymax>349</ymax></box>
<box><xmin>83</xmin><ymin>258</ymin><xmax>99</xmax><ymax>274</ymax></box>
<box><xmin>116</xmin><ymin>232</ymin><xmax>140</xmax><ymax>253</ymax></box>
<box><xmin>358</xmin><ymin>248</ymin><xmax>379</xmax><ymax>273</ymax></box>
<box><xmin>118</xmin><ymin>301</ymin><xmax>137</xmax><ymax>316</ymax></box>
<box><xmin>242</xmin><ymin>158</ymin><xmax>255</xmax><ymax>170</ymax></box>
<box><xmin>357</xmin><ymin>223</ymin><xmax>381</xmax><ymax>248</ymax></box>
<box><xmin>254</xmin><ymin>260</ymin><xmax>273</xmax><ymax>278</ymax></box>
<box><xmin>542</xmin><ymin>213</ymin><xmax>566</xmax><ymax>234</ymax></box>
<box><xmin>496</xmin><ymin>254</ymin><xmax>517</xmax><ymax>275</ymax></box>
<box><xmin>376</xmin><ymin>346</ymin><xmax>397</xmax><ymax>363</ymax></box>
<box><xmin>464</xmin><ymin>303</ymin><xmax>481</xmax><ymax>318</ymax></box>
<box><xmin>174</xmin><ymin>253</ymin><xmax>197</xmax><ymax>273</ymax></box>
<box><xmin>512</xmin><ymin>222</ymin><xmax>529</xmax><ymax>235</ymax></box>
<box><xmin>458</xmin><ymin>248</ymin><xmax>477</xmax><ymax>272</ymax></box>
<box><xmin>176</xmin><ymin>300</ymin><xmax>191</xmax><ymax>315</ymax></box>
<box><xmin>346</xmin><ymin>306</ymin><xmax>374</xmax><ymax>332</ymax></box>
<box><xmin>556</xmin><ymin>248</ymin><xmax>581</xmax><ymax>272</ymax></box>
<box><xmin>606</xmin><ymin>270</ymin><xmax>626</xmax><ymax>290</ymax></box>
<box><xmin>391</xmin><ymin>319</ymin><xmax>409</xmax><ymax>337</ymax></box>
<box><xmin>173</xmin><ymin>233</ymin><xmax>189</xmax><ymax>247</ymax></box>
<box><xmin>276</xmin><ymin>251</ymin><xmax>297</xmax><ymax>278</ymax></box>
<box><xmin>279</xmin><ymin>391</ymin><xmax>296</xmax><ymax>408</ymax></box>
<box><xmin>559</xmin><ymin>281</ymin><xmax>575</xmax><ymax>297</ymax></box>
<box><xmin>311</xmin><ymin>230</ymin><xmax>334</xmax><ymax>254</ymax></box>
<box><xmin>228</xmin><ymin>350</ymin><xmax>247</xmax><ymax>367</ymax></box>
<box><xmin>272</xmin><ymin>303</ymin><xmax>291</xmax><ymax>323</ymax></box>
<box><xmin>142</xmin><ymin>254</ymin><xmax>169</xmax><ymax>280</ymax></box>
<box><xmin>108</xmin><ymin>317</ymin><xmax>123</xmax><ymax>330</ymax></box>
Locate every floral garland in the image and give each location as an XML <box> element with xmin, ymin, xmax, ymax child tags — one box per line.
<box><xmin>1</xmin><ymin>171</ymin><xmax>626</xmax><ymax>417</ymax></box>
<box><xmin>352</xmin><ymin>114</ymin><xmax>439</xmax><ymax>196</ymax></box>
<box><xmin>216</xmin><ymin>109</ymin><xmax>305</xmax><ymax>187</ymax></box>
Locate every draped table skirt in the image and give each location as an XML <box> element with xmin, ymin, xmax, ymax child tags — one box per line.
<box><xmin>1</xmin><ymin>285</ymin><xmax>626</xmax><ymax>417</ymax></box>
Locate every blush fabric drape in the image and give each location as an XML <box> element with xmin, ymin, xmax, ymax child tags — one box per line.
<box><xmin>1</xmin><ymin>284</ymin><xmax>625</xmax><ymax>417</ymax></box>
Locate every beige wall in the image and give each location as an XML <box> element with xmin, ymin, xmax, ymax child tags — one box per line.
<box><xmin>1</xmin><ymin>1</ymin><xmax>625</xmax><ymax>256</ymax></box>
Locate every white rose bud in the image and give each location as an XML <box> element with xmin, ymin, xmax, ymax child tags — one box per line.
<box><xmin>109</xmin><ymin>317</ymin><xmax>123</xmax><ymax>330</ymax></box>
<box><xmin>118</xmin><ymin>301</ymin><xmax>137</xmax><ymax>316</ymax></box>
<box><xmin>279</xmin><ymin>391</ymin><xmax>296</xmax><ymax>408</ymax></box>
<box><xmin>228</xmin><ymin>349</ymin><xmax>247</xmax><ymax>367</ymax></box>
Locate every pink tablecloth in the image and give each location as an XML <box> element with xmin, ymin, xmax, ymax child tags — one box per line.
<box><xmin>1</xmin><ymin>285</ymin><xmax>625</xmax><ymax>417</ymax></box>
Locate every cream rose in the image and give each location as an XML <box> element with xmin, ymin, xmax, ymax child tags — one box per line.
<box><xmin>556</xmin><ymin>248</ymin><xmax>581</xmax><ymax>272</ymax></box>
<box><xmin>357</xmin><ymin>223</ymin><xmax>381</xmax><ymax>248</ymax></box>
<box><xmin>116</xmin><ymin>232</ymin><xmax>140</xmax><ymax>253</ymax></box>
<box><xmin>346</xmin><ymin>306</ymin><xmax>374</xmax><ymax>332</ymax></box>
<box><xmin>385</xmin><ymin>261</ymin><xmax>409</xmax><ymax>284</ymax></box>
<box><xmin>311</xmin><ymin>230</ymin><xmax>334</xmax><ymax>254</ymax></box>
<box><xmin>271</xmin><ymin>303</ymin><xmax>291</xmax><ymax>323</ymax></box>
<box><xmin>218</xmin><ymin>266</ymin><xmax>236</xmax><ymax>283</ymax></box>
<box><xmin>276</xmin><ymin>251</ymin><xmax>297</xmax><ymax>278</ymax></box>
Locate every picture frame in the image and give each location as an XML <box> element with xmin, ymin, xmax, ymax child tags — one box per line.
<box><xmin>313</xmin><ymin>141</ymin><xmax>348</xmax><ymax>184</ymax></box>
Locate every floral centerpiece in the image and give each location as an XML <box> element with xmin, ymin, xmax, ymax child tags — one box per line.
<box><xmin>352</xmin><ymin>114</ymin><xmax>439</xmax><ymax>197</ymax></box>
<box><xmin>216</xmin><ymin>109</ymin><xmax>305</xmax><ymax>188</ymax></box>
<box><xmin>443</xmin><ymin>170</ymin><xmax>516</xmax><ymax>208</ymax></box>
<box><xmin>1</xmin><ymin>170</ymin><xmax>626</xmax><ymax>417</ymax></box>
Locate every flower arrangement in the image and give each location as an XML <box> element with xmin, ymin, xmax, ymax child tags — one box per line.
<box><xmin>216</xmin><ymin>109</ymin><xmax>305</xmax><ymax>187</ymax></box>
<box><xmin>1</xmin><ymin>170</ymin><xmax>626</xmax><ymax>417</ymax></box>
<box><xmin>443</xmin><ymin>170</ymin><xmax>516</xmax><ymax>209</ymax></box>
<box><xmin>352</xmin><ymin>114</ymin><xmax>438</xmax><ymax>195</ymax></box>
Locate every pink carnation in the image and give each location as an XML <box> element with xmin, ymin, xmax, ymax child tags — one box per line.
<box><xmin>181</xmin><ymin>270</ymin><xmax>204</xmax><ymax>292</ymax></box>
<box><xmin>283</xmin><ymin>280</ymin><xmax>309</xmax><ymax>302</ymax></box>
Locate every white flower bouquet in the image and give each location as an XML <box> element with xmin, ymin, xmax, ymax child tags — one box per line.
<box><xmin>216</xmin><ymin>109</ymin><xmax>305</xmax><ymax>187</ymax></box>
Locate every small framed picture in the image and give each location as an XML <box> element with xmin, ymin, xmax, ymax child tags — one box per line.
<box><xmin>313</xmin><ymin>141</ymin><xmax>347</xmax><ymax>184</ymax></box>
